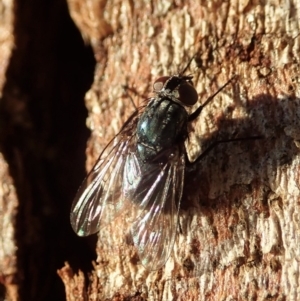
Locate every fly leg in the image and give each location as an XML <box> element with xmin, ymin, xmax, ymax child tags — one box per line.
<box><xmin>188</xmin><ymin>76</ymin><xmax>237</xmax><ymax>122</ymax></box>
<box><xmin>187</xmin><ymin>75</ymin><xmax>262</xmax><ymax>166</ymax></box>
<box><xmin>122</xmin><ymin>84</ymin><xmax>140</xmax><ymax>112</ymax></box>
<box><xmin>186</xmin><ymin>136</ymin><xmax>263</xmax><ymax>166</ymax></box>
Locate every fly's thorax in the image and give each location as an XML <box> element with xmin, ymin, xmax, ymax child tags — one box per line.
<box><xmin>136</xmin><ymin>97</ymin><xmax>188</xmax><ymax>163</ymax></box>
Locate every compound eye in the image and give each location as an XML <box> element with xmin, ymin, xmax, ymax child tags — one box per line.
<box><xmin>178</xmin><ymin>82</ymin><xmax>198</xmax><ymax>106</ymax></box>
<box><xmin>153</xmin><ymin>76</ymin><xmax>170</xmax><ymax>92</ymax></box>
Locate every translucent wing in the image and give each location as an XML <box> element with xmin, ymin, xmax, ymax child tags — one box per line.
<box><xmin>130</xmin><ymin>148</ymin><xmax>185</xmax><ymax>270</ymax></box>
<box><xmin>70</xmin><ymin>113</ymin><xmax>141</xmax><ymax>236</ymax></box>
<box><xmin>71</xmin><ymin>107</ymin><xmax>185</xmax><ymax>270</ymax></box>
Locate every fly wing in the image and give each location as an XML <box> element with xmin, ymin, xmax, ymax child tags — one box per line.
<box><xmin>130</xmin><ymin>148</ymin><xmax>185</xmax><ymax>270</ymax></box>
<box><xmin>70</xmin><ymin>112</ymin><xmax>141</xmax><ymax>236</ymax></box>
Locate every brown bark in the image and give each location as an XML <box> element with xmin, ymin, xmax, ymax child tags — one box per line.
<box><xmin>59</xmin><ymin>1</ymin><xmax>300</xmax><ymax>300</ymax></box>
<box><xmin>1</xmin><ymin>0</ymin><xmax>300</xmax><ymax>300</ymax></box>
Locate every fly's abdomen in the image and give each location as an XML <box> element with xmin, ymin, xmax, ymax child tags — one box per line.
<box><xmin>136</xmin><ymin>98</ymin><xmax>188</xmax><ymax>163</ymax></box>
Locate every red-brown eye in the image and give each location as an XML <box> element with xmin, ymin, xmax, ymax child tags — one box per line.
<box><xmin>153</xmin><ymin>76</ymin><xmax>170</xmax><ymax>92</ymax></box>
<box><xmin>178</xmin><ymin>82</ymin><xmax>198</xmax><ymax>106</ymax></box>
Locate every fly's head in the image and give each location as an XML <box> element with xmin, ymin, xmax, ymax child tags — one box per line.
<box><xmin>153</xmin><ymin>75</ymin><xmax>198</xmax><ymax>107</ymax></box>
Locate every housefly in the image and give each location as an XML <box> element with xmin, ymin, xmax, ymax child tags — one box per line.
<box><xmin>70</xmin><ymin>62</ymin><xmax>236</xmax><ymax>270</ymax></box>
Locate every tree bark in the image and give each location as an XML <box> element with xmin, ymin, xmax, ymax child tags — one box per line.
<box><xmin>1</xmin><ymin>0</ymin><xmax>300</xmax><ymax>300</ymax></box>
<box><xmin>59</xmin><ymin>1</ymin><xmax>300</xmax><ymax>300</ymax></box>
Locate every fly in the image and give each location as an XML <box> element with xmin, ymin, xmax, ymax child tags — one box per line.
<box><xmin>70</xmin><ymin>61</ymin><xmax>237</xmax><ymax>270</ymax></box>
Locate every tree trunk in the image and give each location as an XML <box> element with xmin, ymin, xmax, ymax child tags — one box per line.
<box><xmin>58</xmin><ymin>1</ymin><xmax>300</xmax><ymax>300</ymax></box>
<box><xmin>1</xmin><ymin>0</ymin><xmax>300</xmax><ymax>300</ymax></box>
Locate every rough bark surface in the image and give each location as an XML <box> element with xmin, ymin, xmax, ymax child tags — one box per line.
<box><xmin>60</xmin><ymin>1</ymin><xmax>300</xmax><ymax>300</ymax></box>
<box><xmin>0</xmin><ymin>0</ymin><xmax>300</xmax><ymax>300</ymax></box>
<box><xmin>59</xmin><ymin>0</ymin><xmax>300</xmax><ymax>300</ymax></box>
